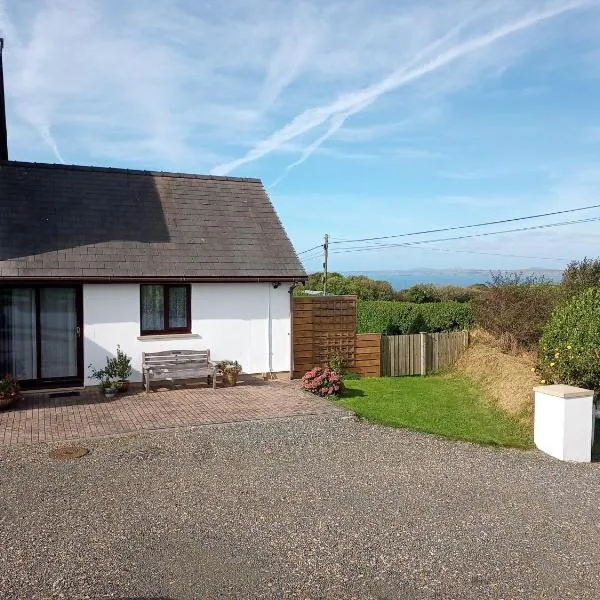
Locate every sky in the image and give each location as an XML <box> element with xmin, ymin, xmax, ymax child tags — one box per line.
<box><xmin>1</xmin><ymin>0</ymin><xmax>600</xmax><ymax>274</ymax></box>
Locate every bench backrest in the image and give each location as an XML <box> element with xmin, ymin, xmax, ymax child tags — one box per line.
<box><xmin>142</xmin><ymin>349</ymin><xmax>211</xmax><ymax>369</ymax></box>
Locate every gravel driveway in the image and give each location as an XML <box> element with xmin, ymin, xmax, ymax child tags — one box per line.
<box><xmin>1</xmin><ymin>415</ymin><xmax>599</xmax><ymax>599</ymax></box>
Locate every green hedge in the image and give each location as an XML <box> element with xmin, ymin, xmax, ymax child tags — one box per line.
<box><xmin>357</xmin><ymin>300</ymin><xmax>474</xmax><ymax>334</ymax></box>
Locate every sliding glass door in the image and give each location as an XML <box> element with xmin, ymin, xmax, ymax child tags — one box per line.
<box><xmin>0</xmin><ymin>286</ymin><xmax>82</xmax><ymax>387</ymax></box>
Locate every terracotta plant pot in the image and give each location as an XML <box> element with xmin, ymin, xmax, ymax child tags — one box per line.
<box><xmin>0</xmin><ymin>393</ymin><xmax>18</xmax><ymax>410</ymax></box>
<box><xmin>222</xmin><ymin>371</ymin><xmax>239</xmax><ymax>387</ymax></box>
<box><xmin>115</xmin><ymin>380</ymin><xmax>129</xmax><ymax>393</ymax></box>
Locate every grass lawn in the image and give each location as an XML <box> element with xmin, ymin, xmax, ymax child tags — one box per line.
<box><xmin>338</xmin><ymin>375</ymin><xmax>533</xmax><ymax>448</ymax></box>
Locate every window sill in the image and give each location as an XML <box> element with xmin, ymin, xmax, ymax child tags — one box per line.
<box><xmin>137</xmin><ymin>333</ymin><xmax>200</xmax><ymax>341</ymax></box>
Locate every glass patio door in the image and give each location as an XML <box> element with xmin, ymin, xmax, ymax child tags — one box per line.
<box><xmin>0</xmin><ymin>286</ymin><xmax>82</xmax><ymax>387</ymax></box>
<box><xmin>39</xmin><ymin>288</ymin><xmax>79</xmax><ymax>380</ymax></box>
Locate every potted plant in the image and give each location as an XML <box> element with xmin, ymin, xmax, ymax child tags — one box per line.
<box><xmin>88</xmin><ymin>365</ymin><xmax>118</xmax><ymax>398</ymax></box>
<box><xmin>89</xmin><ymin>346</ymin><xmax>132</xmax><ymax>396</ymax></box>
<box><xmin>218</xmin><ymin>360</ymin><xmax>242</xmax><ymax>386</ymax></box>
<box><xmin>0</xmin><ymin>374</ymin><xmax>20</xmax><ymax>409</ymax></box>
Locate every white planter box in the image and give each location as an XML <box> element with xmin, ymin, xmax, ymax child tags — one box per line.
<box><xmin>533</xmin><ymin>384</ymin><xmax>594</xmax><ymax>463</ymax></box>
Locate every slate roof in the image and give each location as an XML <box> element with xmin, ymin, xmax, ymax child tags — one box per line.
<box><xmin>0</xmin><ymin>161</ymin><xmax>306</xmax><ymax>281</ymax></box>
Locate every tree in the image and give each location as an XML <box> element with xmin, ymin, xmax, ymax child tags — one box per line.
<box><xmin>295</xmin><ymin>272</ymin><xmax>394</xmax><ymax>300</ymax></box>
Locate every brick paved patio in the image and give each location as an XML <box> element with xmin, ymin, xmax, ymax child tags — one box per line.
<box><xmin>0</xmin><ymin>378</ymin><xmax>346</xmax><ymax>445</ymax></box>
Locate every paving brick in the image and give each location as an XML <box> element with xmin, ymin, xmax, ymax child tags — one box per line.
<box><xmin>0</xmin><ymin>379</ymin><xmax>344</xmax><ymax>445</ymax></box>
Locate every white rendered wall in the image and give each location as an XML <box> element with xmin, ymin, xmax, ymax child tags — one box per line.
<box><xmin>83</xmin><ymin>283</ymin><xmax>292</xmax><ymax>385</ymax></box>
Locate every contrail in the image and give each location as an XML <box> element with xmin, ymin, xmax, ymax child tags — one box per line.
<box><xmin>212</xmin><ymin>0</ymin><xmax>593</xmax><ymax>178</ymax></box>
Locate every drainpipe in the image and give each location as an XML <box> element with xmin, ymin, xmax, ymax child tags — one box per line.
<box><xmin>267</xmin><ymin>284</ymin><xmax>273</xmax><ymax>376</ymax></box>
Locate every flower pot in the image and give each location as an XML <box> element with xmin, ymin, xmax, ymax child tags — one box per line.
<box><xmin>222</xmin><ymin>371</ymin><xmax>239</xmax><ymax>387</ymax></box>
<box><xmin>0</xmin><ymin>393</ymin><xmax>18</xmax><ymax>410</ymax></box>
<box><xmin>103</xmin><ymin>387</ymin><xmax>118</xmax><ymax>399</ymax></box>
<box><xmin>115</xmin><ymin>380</ymin><xmax>129</xmax><ymax>393</ymax></box>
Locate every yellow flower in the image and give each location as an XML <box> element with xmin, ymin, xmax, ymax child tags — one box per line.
<box><xmin>554</xmin><ymin>352</ymin><xmax>560</xmax><ymax>359</ymax></box>
<box><xmin>540</xmin><ymin>380</ymin><xmax>546</xmax><ymax>384</ymax></box>
<box><xmin>566</xmin><ymin>345</ymin><xmax>572</xmax><ymax>350</ymax></box>
<box><xmin>530</xmin><ymin>367</ymin><xmax>536</xmax><ymax>372</ymax></box>
<box><xmin>550</xmin><ymin>362</ymin><xmax>555</xmax><ymax>367</ymax></box>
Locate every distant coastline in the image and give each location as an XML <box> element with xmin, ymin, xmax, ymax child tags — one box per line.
<box><xmin>343</xmin><ymin>269</ymin><xmax>562</xmax><ymax>291</ymax></box>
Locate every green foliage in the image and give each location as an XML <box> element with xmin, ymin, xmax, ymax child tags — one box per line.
<box><xmin>338</xmin><ymin>375</ymin><xmax>532</xmax><ymax>448</ymax></box>
<box><xmin>539</xmin><ymin>288</ymin><xmax>600</xmax><ymax>397</ymax></box>
<box><xmin>472</xmin><ymin>272</ymin><xmax>563</xmax><ymax>351</ymax></box>
<box><xmin>218</xmin><ymin>360</ymin><xmax>242</xmax><ymax>373</ymax></box>
<box><xmin>357</xmin><ymin>300</ymin><xmax>473</xmax><ymax>334</ymax></box>
<box><xmin>394</xmin><ymin>284</ymin><xmax>483</xmax><ymax>303</ymax></box>
<box><xmin>89</xmin><ymin>345</ymin><xmax>133</xmax><ymax>389</ymax></box>
<box><xmin>562</xmin><ymin>257</ymin><xmax>600</xmax><ymax>296</ymax></box>
<box><xmin>402</xmin><ymin>284</ymin><xmax>438</xmax><ymax>304</ymax></box>
<box><xmin>296</xmin><ymin>272</ymin><xmax>395</xmax><ymax>300</ymax></box>
<box><xmin>325</xmin><ymin>354</ymin><xmax>347</xmax><ymax>374</ymax></box>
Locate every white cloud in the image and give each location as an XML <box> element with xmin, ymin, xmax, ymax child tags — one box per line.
<box><xmin>212</xmin><ymin>0</ymin><xmax>596</xmax><ymax>177</ymax></box>
<box><xmin>0</xmin><ymin>0</ymin><xmax>597</xmax><ymax>178</ymax></box>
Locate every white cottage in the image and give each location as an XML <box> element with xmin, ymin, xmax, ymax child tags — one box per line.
<box><xmin>0</xmin><ymin>161</ymin><xmax>307</xmax><ymax>389</ymax></box>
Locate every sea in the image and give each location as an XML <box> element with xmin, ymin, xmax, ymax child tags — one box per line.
<box><xmin>343</xmin><ymin>270</ymin><xmax>562</xmax><ymax>291</ymax></box>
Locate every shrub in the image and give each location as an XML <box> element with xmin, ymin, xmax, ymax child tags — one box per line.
<box><xmin>301</xmin><ymin>367</ymin><xmax>344</xmax><ymax>397</ymax></box>
<box><xmin>562</xmin><ymin>257</ymin><xmax>600</xmax><ymax>296</ymax></box>
<box><xmin>538</xmin><ymin>288</ymin><xmax>600</xmax><ymax>397</ymax></box>
<box><xmin>472</xmin><ymin>272</ymin><xmax>562</xmax><ymax>351</ymax></box>
<box><xmin>403</xmin><ymin>284</ymin><xmax>439</xmax><ymax>304</ymax></box>
<box><xmin>358</xmin><ymin>300</ymin><xmax>473</xmax><ymax>334</ymax></box>
<box><xmin>88</xmin><ymin>345</ymin><xmax>133</xmax><ymax>389</ymax></box>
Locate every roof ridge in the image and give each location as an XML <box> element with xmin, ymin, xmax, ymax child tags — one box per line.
<box><xmin>0</xmin><ymin>160</ymin><xmax>262</xmax><ymax>183</ymax></box>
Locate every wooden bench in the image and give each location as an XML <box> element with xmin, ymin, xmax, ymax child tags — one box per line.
<box><xmin>142</xmin><ymin>349</ymin><xmax>218</xmax><ymax>392</ymax></box>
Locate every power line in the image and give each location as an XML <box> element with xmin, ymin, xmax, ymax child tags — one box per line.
<box><xmin>327</xmin><ymin>216</ymin><xmax>600</xmax><ymax>255</ymax></box>
<box><xmin>329</xmin><ymin>203</ymin><xmax>600</xmax><ymax>246</ymax></box>
<box><xmin>297</xmin><ymin>244</ymin><xmax>323</xmax><ymax>256</ymax></box>
<box><xmin>302</xmin><ymin>242</ymin><xmax>567</xmax><ymax>262</ymax></box>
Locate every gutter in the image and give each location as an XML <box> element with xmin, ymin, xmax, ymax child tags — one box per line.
<box><xmin>0</xmin><ymin>275</ymin><xmax>308</xmax><ymax>284</ymax></box>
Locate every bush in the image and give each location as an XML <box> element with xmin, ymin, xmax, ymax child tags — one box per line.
<box><xmin>394</xmin><ymin>284</ymin><xmax>483</xmax><ymax>303</ymax></box>
<box><xmin>296</xmin><ymin>272</ymin><xmax>395</xmax><ymax>300</ymax></box>
<box><xmin>562</xmin><ymin>257</ymin><xmax>600</xmax><ymax>296</ymax></box>
<box><xmin>301</xmin><ymin>367</ymin><xmax>344</xmax><ymax>397</ymax></box>
<box><xmin>402</xmin><ymin>284</ymin><xmax>439</xmax><ymax>304</ymax></box>
<box><xmin>473</xmin><ymin>272</ymin><xmax>562</xmax><ymax>351</ymax></box>
<box><xmin>357</xmin><ymin>300</ymin><xmax>473</xmax><ymax>334</ymax></box>
<box><xmin>538</xmin><ymin>288</ymin><xmax>600</xmax><ymax>397</ymax></box>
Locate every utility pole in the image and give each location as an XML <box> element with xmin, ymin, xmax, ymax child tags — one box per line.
<box><xmin>322</xmin><ymin>233</ymin><xmax>329</xmax><ymax>295</ymax></box>
<box><xmin>0</xmin><ymin>38</ymin><xmax>8</xmax><ymax>161</ymax></box>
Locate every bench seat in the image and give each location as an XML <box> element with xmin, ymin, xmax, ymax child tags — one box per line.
<box><xmin>142</xmin><ymin>349</ymin><xmax>218</xmax><ymax>392</ymax></box>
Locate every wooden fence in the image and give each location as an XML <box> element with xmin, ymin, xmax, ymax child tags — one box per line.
<box><xmin>292</xmin><ymin>296</ymin><xmax>357</xmax><ymax>379</ymax></box>
<box><xmin>292</xmin><ymin>296</ymin><xmax>468</xmax><ymax>379</ymax></box>
<box><xmin>350</xmin><ymin>334</ymin><xmax>381</xmax><ymax>378</ymax></box>
<box><xmin>291</xmin><ymin>296</ymin><xmax>380</xmax><ymax>378</ymax></box>
<box><xmin>381</xmin><ymin>330</ymin><xmax>469</xmax><ymax>377</ymax></box>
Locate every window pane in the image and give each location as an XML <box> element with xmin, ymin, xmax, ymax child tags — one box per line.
<box><xmin>0</xmin><ymin>288</ymin><xmax>37</xmax><ymax>380</ymax></box>
<box><xmin>141</xmin><ymin>285</ymin><xmax>164</xmax><ymax>331</ymax></box>
<box><xmin>168</xmin><ymin>286</ymin><xmax>188</xmax><ymax>329</ymax></box>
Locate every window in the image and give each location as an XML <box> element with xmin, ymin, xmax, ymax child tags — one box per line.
<box><xmin>140</xmin><ymin>284</ymin><xmax>191</xmax><ymax>335</ymax></box>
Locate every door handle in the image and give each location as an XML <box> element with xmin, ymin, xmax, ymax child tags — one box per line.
<box><xmin>76</xmin><ymin>326</ymin><xmax>81</xmax><ymax>338</ymax></box>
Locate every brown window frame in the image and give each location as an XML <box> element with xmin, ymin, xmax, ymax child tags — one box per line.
<box><xmin>140</xmin><ymin>284</ymin><xmax>192</xmax><ymax>336</ymax></box>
